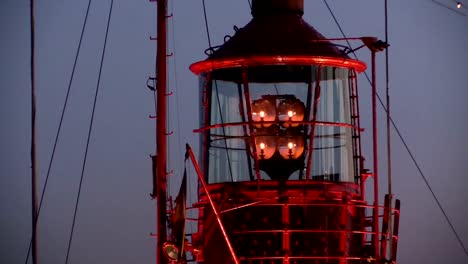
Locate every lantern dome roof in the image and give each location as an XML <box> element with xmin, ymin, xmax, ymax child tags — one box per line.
<box><xmin>190</xmin><ymin>12</ymin><xmax>366</xmax><ymax>74</ymax></box>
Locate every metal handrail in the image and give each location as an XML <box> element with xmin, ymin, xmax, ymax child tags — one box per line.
<box><xmin>193</xmin><ymin>120</ymin><xmax>363</xmax><ymax>133</ymax></box>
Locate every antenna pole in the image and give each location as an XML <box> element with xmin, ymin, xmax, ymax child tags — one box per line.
<box><xmin>385</xmin><ymin>0</ymin><xmax>394</xmax><ymax>259</ymax></box>
<box><xmin>371</xmin><ymin>50</ymin><xmax>380</xmax><ymax>262</ymax></box>
<box><xmin>30</xmin><ymin>0</ymin><xmax>39</xmax><ymax>263</ymax></box>
<box><xmin>155</xmin><ymin>0</ymin><xmax>168</xmax><ymax>263</ymax></box>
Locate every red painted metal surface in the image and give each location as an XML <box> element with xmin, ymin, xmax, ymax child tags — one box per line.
<box><xmin>193</xmin><ymin>120</ymin><xmax>364</xmax><ymax>134</ymax></box>
<box><xmin>190</xmin><ymin>56</ymin><xmax>366</xmax><ymax>75</ymax></box>
<box><xmin>305</xmin><ymin>66</ymin><xmax>321</xmax><ymax>180</ymax></box>
<box><xmin>154</xmin><ymin>0</ymin><xmax>168</xmax><ymax>263</ymax></box>
<box><xmin>186</xmin><ymin>145</ymin><xmax>240</xmax><ymax>264</ymax></box>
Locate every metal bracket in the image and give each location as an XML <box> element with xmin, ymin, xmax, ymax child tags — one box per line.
<box><xmin>147</xmin><ymin>77</ymin><xmax>156</xmax><ymax>91</ymax></box>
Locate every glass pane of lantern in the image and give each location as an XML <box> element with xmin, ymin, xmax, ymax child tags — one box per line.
<box><xmin>207</xmin><ymin>74</ymin><xmax>253</xmax><ymax>183</ymax></box>
<box><xmin>310</xmin><ymin>126</ymin><xmax>354</xmax><ymax>182</ymax></box>
<box><xmin>316</xmin><ymin>67</ymin><xmax>351</xmax><ymax>124</ymax></box>
<box><xmin>200</xmin><ymin>66</ymin><xmax>356</xmax><ymax>183</ymax></box>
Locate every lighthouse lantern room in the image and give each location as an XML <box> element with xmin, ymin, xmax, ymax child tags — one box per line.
<box><xmin>183</xmin><ymin>0</ymin><xmax>400</xmax><ymax>263</ymax></box>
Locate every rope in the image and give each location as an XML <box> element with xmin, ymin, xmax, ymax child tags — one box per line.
<box><xmin>23</xmin><ymin>1</ymin><xmax>93</xmax><ymax>263</ymax></box>
<box><xmin>323</xmin><ymin>0</ymin><xmax>468</xmax><ymax>258</ymax></box>
<box><xmin>64</xmin><ymin>1</ymin><xmax>114</xmax><ymax>262</ymax></box>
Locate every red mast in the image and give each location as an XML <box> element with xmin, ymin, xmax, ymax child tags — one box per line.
<box><xmin>152</xmin><ymin>0</ymin><xmax>168</xmax><ymax>263</ymax></box>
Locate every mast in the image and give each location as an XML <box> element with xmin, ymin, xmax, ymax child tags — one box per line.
<box><xmin>30</xmin><ymin>0</ymin><xmax>39</xmax><ymax>263</ymax></box>
<box><xmin>155</xmin><ymin>0</ymin><xmax>168</xmax><ymax>263</ymax></box>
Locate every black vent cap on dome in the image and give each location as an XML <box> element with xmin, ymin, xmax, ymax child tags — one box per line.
<box><xmin>252</xmin><ymin>0</ymin><xmax>304</xmax><ymax>17</ymax></box>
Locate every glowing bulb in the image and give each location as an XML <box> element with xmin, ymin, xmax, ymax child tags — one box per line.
<box><xmin>277</xmin><ymin>98</ymin><xmax>305</xmax><ymax>127</ymax></box>
<box><xmin>278</xmin><ymin>137</ymin><xmax>304</xmax><ymax>159</ymax></box>
<box><xmin>255</xmin><ymin>136</ymin><xmax>276</xmax><ymax>160</ymax></box>
<box><xmin>252</xmin><ymin>98</ymin><xmax>276</xmax><ymax>128</ymax></box>
<box><xmin>457</xmin><ymin>2</ymin><xmax>462</xmax><ymax>9</ymax></box>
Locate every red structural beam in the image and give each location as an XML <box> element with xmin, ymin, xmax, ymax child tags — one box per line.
<box><xmin>193</xmin><ymin>120</ymin><xmax>363</xmax><ymax>133</ymax></box>
<box><xmin>186</xmin><ymin>144</ymin><xmax>240</xmax><ymax>264</ymax></box>
<box><xmin>190</xmin><ymin>55</ymin><xmax>366</xmax><ymax>75</ymax></box>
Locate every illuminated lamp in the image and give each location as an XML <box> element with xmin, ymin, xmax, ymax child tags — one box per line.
<box><xmin>278</xmin><ymin>136</ymin><xmax>304</xmax><ymax>159</ymax></box>
<box><xmin>277</xmin><ymin>98</ymin><xmax>305</xmax><ymax>127</ymax></box>
<box><xmin>457</xmin><ymin>2</ymin><xmax>462</xmax><ymax>9</ymax></box>
<box><xmin>255</xmin><ymin>136</ymin><xmax>276</xmax><ymax>159</ymax></box>
<box><xmin>252</xmin><ymin>98</ymin><xmax>276</xmax><ymax>127</ymax></box>
<box><xmin>162</xmin><ymin>242</ymin><xmax>179</xmax><ymax>261</ymax></box>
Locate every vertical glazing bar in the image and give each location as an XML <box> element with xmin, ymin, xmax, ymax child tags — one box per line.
<box><xmin>371</xmin><ymin>50</ymin><xmax>380</xmax><ymax>261</ymax></box>
<box><xmin>155</xmin><ymin>0</ymin><xmax>168</xmax><ymax>263</ymax></box>
<box><xmin>306</xmin><ymin>66</ymin><xmax>321</xmax><ymax>180</ymax></box>
<box><xmin>186</xmin><ymin>145</ymin><xmax>240</xmax><ymax>264</ymax></box>
<box><xmin>202</xmin><ymin>73</ymin><xmax>212</xmax><ymax>183</ymax></box>
<box><xmin>237</xmin><ymin>82</ymin><xmax>255</xmax><ymax>181</ymax></box>
<box><xmin>241</xmin><ymin>67</ymin><xmax>262</xmax><ymax>188</ymax></box>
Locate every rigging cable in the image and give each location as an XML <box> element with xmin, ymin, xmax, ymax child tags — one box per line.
<box><xmin>167</xmin><ymin>1</ymin><xmax>192</xmax><ymax>233</ymax></box>
<box><xmin>23</xmin><ymin>1</ymin><xmax>93</xmax><ymax>263</ymax></box>
<box><xmin>29</xmin><ymin>0</ymin><xmax>39</xmax><ymax>263</ymax></box>
<box><xmin>201</xmin><ymin>0</ymin><xmax>234</xmax><ymax>182</ymax></box>
<box><xmin>64</xmin><ymin>0</ymin><xmax>114</xmax><ymax>263</ymax></box>
<box><xmin>322</xmin><ymin>0</ymin><xmax>468</xmax><ymax>258</ymax></box>
<box><xmin>431</xmin><ymin>0</ymin><xmax>467</xmax><ymax>16</ymax></box>
<box><xmin>167</xmin><ymin>0</ymin><xmax>183</xmax><ymax>199</ymax></box>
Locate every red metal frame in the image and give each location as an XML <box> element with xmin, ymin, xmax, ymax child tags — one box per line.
<box><xmin>186</xmin><ymin>145</ymin><xmax>240</xmax><ymax>264</ymax></box>
<box><xmin>189</xmin><ymin>180</ymin><xmax>400</xmax><ymax>264</ymax></box>
<box><xmin>241</xmin><ymin>67</ymin><xmax>262</xmax><ymax>185</ymax></box>
<box><xmin>190</xmin><ymin>56</ymin><xmax>367</xmax><ymax>75</ymax></box>
<box><xmin>305</xmin><ymin>66</ymin><xmax>322</xmax><ymax>180</ymax></box>
<box><xmin>193</xmin><ymin>120</ymin><xmax>364</xmax><ymax>134</ymax></box>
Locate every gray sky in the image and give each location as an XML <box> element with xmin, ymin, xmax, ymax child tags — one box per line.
<box><xmin>1</xmin><ymin>0</ymin><xmax>467</xmax><ymax>263</ymax></box>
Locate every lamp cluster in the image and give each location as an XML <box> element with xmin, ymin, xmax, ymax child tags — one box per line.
<box><xmin>251</xmin><ymin>95</ymin><xmax>306</xmax><ymax>160</ymax></box>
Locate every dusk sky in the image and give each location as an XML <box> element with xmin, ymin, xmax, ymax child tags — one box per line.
<box><xmin>1</xmin><ymin>0</ymin><xmax>467</xmax><ymax>263</ymax></box>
